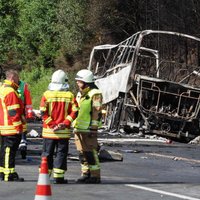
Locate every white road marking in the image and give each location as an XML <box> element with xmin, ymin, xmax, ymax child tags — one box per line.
<box><xmin>125</xmin><ymin>184</ymin><xmax>200</xmax><ymax>200</ymax></box>
<box><xmin>98</xmin><ymin>138</ymin><xmax>166</xmax><ymax>143</ymax></box>
<box><xmin>147</xmin><ymin>153</ymin><xmax>200</xmax><ymax>164</ymax></box>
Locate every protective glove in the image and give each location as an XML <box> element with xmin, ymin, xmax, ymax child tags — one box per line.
<box><xmin>63</xmin><ymin>119</ymin><xmax>71</xmax><ymax>129</ymax></box>
<box><xmin>16</xmin><ymin>131</ymin><xmax>24</xmax><ymax>135</ymax></box>
<box><xmin>53</xmin><ymin>123</ymin><xmax>67</xmax><ymax>131</ymax></box>
<box><xmin>48</xmin><ymin>121</ymin><xmax>57</xmax><ymax>129</ymax></box>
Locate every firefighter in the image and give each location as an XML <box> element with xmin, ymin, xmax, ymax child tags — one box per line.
<box><xmin>0</xmin><ymin>70</ymin><xmax>24</xmax><ymax>182</ymax></box>
<box><xmin>40</xmin><ymin>69</ymin><xmax>78</xmax><ymax>184</ymax></box>
<box><xmin>18</xmin><ymin>79</ymin><xmax>34</xmax><ymax>159</ymax></box>
<box><xmin>74</xmin><ymin>69</ymin><xmax>103</xmax><ymax>184</ymax></box>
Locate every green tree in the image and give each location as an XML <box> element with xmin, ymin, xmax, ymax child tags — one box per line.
<box><xmin>14</xmin><ymin>0</ymin><xmax>60</xmax><ymax>68</ymax></box>
<box><xmin>57</xmin><ymin>0</ymin><xmax>88</xmax><ymax>57</ymax></box>
<box><xmin>20</xmin><ymin>67</ymin><xmax>53</xmax><ymax>108</ymax></box>
<box><xmin>20</xmin><ymin>67</ymin><xmax>78</xmax><ymax>109</ymax></box>
<box><xmin>0</xmin><ymin>1</ymin><xmax>19</xmax><ymax>63</ymax></box>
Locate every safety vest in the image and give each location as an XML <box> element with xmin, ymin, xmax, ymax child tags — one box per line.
<box><xmin>75</xmin><ymin>89</ymin><xmax>101</xmax><ymax>130</ymax></box>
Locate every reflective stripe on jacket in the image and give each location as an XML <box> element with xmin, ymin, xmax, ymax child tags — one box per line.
<box><xmin>75</xmin><ymin>88</ymin><xmax>102</xmax><ymax>130</ymax></box>
<box><xmin>40</xmin><ymin>90</ymin><xmax>78</xmax><ymax>139</ymax></box>
<box><xmin>0</xmin><ymin>80</ymin><xmax>23</xmax><ymax>135</ymax></box>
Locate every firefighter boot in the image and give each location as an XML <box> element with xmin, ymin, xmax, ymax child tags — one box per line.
<box><xmin>6</xmin><ymin>172</ymin><xmax>24</xmax><ymax>182</ymax></box>
<box><xmin>19</xmin><ymin>139</ymin><xmax>27</xmax><ymax>159</ymax></box>
<box><xmin>85</xmin><ymin>177</ymin><xmax>101</xmax><ymax>184</ymax></box>
<box><xmin>0</xmin><ymin>173</ymin><xmax>4</xmax><ymax>181</ymax></box>
<box><xmin>53</xmin><ymin>177</ymin><xmax>68</xmax><ymax>184</ymax></box>
<box><xmin>76</xmin><ymin>173</ymin><xmax>90</xmax><ymax>183</ymax></box>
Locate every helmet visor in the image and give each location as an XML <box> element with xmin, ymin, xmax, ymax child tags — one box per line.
<box><xmin>75</xmin><ymin>74</ymin><xmax>82</xmax><ymax>81</ymax></box>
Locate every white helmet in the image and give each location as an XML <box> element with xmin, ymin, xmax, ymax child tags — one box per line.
<box><xmin>51</xmin><ymin>69</ymin><xmax>68</xmax><ymax>84</ymax></box>
<box><xmin>48</xmin><ymin>69</ymin><xmax>69</xmax><ymax>91</ymax></box>
<box><xmin>75</xmin><ymin>69</ymin><xmax>94</xmax><ymax>83</ymax></box>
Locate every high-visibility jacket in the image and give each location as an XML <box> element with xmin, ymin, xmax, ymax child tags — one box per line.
<box><xmin>18</xmin><ymin>80</ymin><xmax>33</xmax><ymax>119</ymax></box>
<box><xmin>40</xmin><ymin>90</ymin><xmax>78</xmax><ymax>139</ymax></box>
<box><xmin>74</xmin><ymin>88</ymin><xmax>102</xmax><ymax>131</ymax></box>
<box><xmin>0</xmin><ymin>80</ymin><xmax>23</xmax><ymax>135</ymax></box>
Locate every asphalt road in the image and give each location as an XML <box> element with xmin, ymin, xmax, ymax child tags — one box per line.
<box><xmin>0</xmin><ymin>136</ymin><xmax>200</xmax><ymax>200</ymax></box>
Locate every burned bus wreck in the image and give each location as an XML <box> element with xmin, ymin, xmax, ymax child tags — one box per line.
<box><xmin>88</xmin><ymin>30</ymin><xmax>200</xmax><ymax>142</ymax></box>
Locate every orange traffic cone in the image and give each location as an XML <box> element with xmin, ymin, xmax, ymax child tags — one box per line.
<box><xmin>34</xmin><ymin>157</ymin><xmax>52</xmax><ymax>200</ymax></box>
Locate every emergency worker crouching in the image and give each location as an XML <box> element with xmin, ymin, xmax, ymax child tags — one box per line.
<box><xmin>74</xmin><ymin>69</ymin><xmax>103</xmax><ymax>184</ymax></box>
<box><xmin>0</xmin><ymin>70</ymin><xmax>25</xmax><ymax>182</ymax></box>
<box><xmin>40</xmin><ymin>69</ymin><xmax>78</xmax><ymax>184</ymax></box>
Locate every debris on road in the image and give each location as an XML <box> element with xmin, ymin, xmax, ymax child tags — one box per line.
<box><xmin>27</xmin><ymin>129</ymin><xmax>40</xmax><ymax>137</ymax></box>
<box><xmin>99</xmin><ymin>149</ymin><xmax>123</xmax><ymax>161</ymax></box>
<box><xmin>68</xmin><ymin>149</ymin><xmax>123</xmax><ymax>162</ymax></box>
<box><xmin>188</xmin><ymin>136</ymin><xmax>200</xmax><ymax>144</ymax></box>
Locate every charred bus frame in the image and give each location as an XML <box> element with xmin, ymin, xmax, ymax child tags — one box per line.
<box><xmin>88</xmin><ymin>30</ymin><xmax>200</xmax><ymax>141</ymax></box>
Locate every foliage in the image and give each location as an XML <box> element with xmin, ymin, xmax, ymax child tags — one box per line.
<box><xmin>20</xmin><ymin>67</ymin><xmax>53</xmax><ymax>108</ymax></box>
<box><xmin>13</xmin><ymin>0</ymin><xmax>60</xmax><ymax>67</ymax></box>
<box><xmin>1</xmin><ymin>0</ymin><xmax>200</xmax><ymax>71</ymax></box>
<box><xmin>57</xmin><ymin>0</ymin><xmax>88</xmax><ymax>55</ymax></box>
<box><xmin>0</xmin><ymin>1</ymin><xmax>19</xmax><ymax>63</ymax></box>
<box><xmin>19</xmin><ymin>67</ymin><xmax>78</xmax><ymax>109</ymax></box>
<box><xmin>2</xmin><ymin>0</ymin><xmax>200</xmax><ymax>110</ymax></box>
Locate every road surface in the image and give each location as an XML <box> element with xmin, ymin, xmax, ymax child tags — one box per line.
<box><xmin>0</xmin><ymin>135</ymin><xmax>199</xmax><ymax>200</ymax></box>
